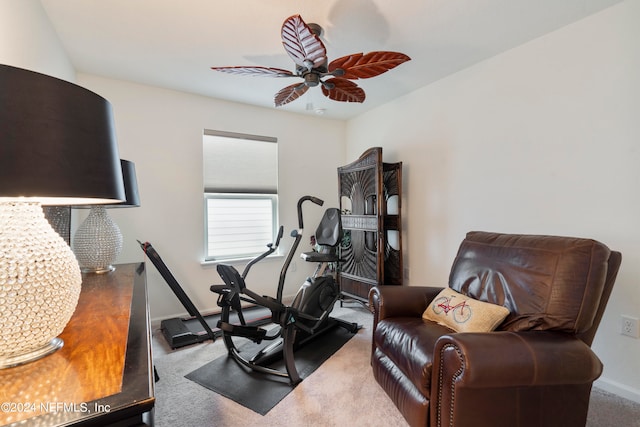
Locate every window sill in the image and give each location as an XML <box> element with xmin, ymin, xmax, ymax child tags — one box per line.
<box><xmin>200</xmin><ymin>252</ymin><xmax>285</xmax><ymax>268</ymax></box>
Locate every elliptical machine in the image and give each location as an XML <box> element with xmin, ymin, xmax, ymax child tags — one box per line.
<box><xmin>210</xmin><ymin>196</ymin><xmax>359</xmax><ymax>385</ymax></box>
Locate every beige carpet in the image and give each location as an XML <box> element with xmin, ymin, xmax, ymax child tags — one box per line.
<box><xmin>152</xmin><ymin>303</ymin><xmax>640</xmax><ymax>427</ymax></box>
<box><xmin>153</xmin><ymin>303</ymin><xmax>406</xmax><ymax>426</ymax></box>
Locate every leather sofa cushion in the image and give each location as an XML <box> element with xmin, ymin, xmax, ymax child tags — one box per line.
<box><xmin>374</xmin><ymin>317</ymin><xmax>453</xmax><ymax>396</ymax></box>
<box><xmin>449</xmin><ymin>231</ymin><xmax>611</xmax><ymax>334</ymax></box>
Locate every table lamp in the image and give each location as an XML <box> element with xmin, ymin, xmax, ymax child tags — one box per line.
<box><xmin>0</xmin><ymin>64</ymin><xmax>125</xmax><ymax>368</ymax></box>
<box><xmin>72</xmin><ymin>159</ymin><xmax>140</xmax><ymax>273</ymax></box>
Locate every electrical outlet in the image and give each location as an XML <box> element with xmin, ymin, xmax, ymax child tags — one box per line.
<box><xmin>621</xmin><ymin>315</ymin><xmax>640</xmax><ymax>338</ymax></box>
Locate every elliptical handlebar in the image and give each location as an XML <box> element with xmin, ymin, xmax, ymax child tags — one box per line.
<box><xmin>241</xmin><ymin>225</ymin><xmax>284</xmax><ymax>279</ymax></box>
<box><xmin>276</xmin><ymin>196</ymin><xmax>323</xmax><ymax>302</ymax></box>
<box><xmin>296</xmin><ymin>196</ymin><xmax>323</xmax><ymax>229</ymax></box>
<box><xmin>222</xmin><ymin>196</ymin><xmax>326</xmax><ymax>304</ymax></box>
<box><xmin>273</xmin><ymin>224</ymin><xmax>284</xmax><ymax>247</ymax></box>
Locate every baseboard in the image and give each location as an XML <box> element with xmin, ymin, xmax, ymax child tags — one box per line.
<box><xmin>594</xmin><ymin>377</ymin><xmax>640</xmax><ymax>403</ymax></box>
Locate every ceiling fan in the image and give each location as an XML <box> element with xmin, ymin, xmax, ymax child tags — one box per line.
<box><xmin>211</xmin><ymin>14</ymin><xmax>411</xmax><ymax>107</ymax></box>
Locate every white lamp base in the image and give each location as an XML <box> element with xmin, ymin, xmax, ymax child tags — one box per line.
<box><xmin>72</xmin><ymin>206</ymin><xmax>123</xmax><ymax>273</ymax></box>
<box><xmin>0</xmin><ymin>201</ymin><xmax>81</xmax><ymax>369</ymax></box>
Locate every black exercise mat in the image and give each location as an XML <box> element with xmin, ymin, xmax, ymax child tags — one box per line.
<box><xmin>185</xmin><ymin>325</ymin><xmax>355</xmax><ymax>415</ymax></box>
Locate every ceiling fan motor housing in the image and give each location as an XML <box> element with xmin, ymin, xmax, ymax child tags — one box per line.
<box><xmin>303</xmin><ymin>72</ymin><xmax>320</xmax><ymax>87</ymax></box>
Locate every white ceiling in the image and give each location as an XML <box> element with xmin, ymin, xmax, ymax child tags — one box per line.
<box><xmin>41</xmin><ymin>0</ymin><xmax>622</xmax><ymax>120</ymax></box>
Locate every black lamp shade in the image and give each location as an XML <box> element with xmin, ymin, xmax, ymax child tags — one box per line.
<box><xmin>111</xmin><ymin>159</ymin><xmax>141</xmax><ymax>207</ymax></box>
<box><xmin>0</xmin><ymin>64</ymin><xmax>125</xmax><ymax>205</ymax></box>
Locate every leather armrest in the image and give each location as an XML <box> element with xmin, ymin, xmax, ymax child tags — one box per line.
<box><xmin>431</xmin><ymin>331</ymin><xmax>603</xmax><ymax>427</ymax></box>
<box><xmin>433</xmin><ymin>331</ymin><xmax>603</xmax><ymax>389</ymax></box>
<box><xmin>369</xmin><ymin>285</ymin><xmax>443</xmax><ymax>321</ymax></box>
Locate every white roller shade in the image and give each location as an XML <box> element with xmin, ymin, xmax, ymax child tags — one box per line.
<box><xmin>203</xmin><ymin>131</ymin><xmax>277</xmax><ymax>194</ymax></box>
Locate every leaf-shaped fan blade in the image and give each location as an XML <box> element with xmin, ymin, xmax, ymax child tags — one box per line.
<box><xmin>211</xmin><ymin>66</ymin><xmax>295</xmax><ymax>77</ymax></box>
<box><xmin>274</xmin><ymin>83</ymin><xmax>309</xmax><ymax>107</ymax></box>
<box><xmin>281</xmin><ymin>15</ymin><xmax>327</xmax><ymax>70</ymax></box>
<box><xmin>321</xmin><ymin>78</ymin><xmax>365</xmax><ymax>103</ymax></box>
<box><xmin>328</xmin><ymin>52</ymin><xmax>410</xmax><ymax>80</ymax></box>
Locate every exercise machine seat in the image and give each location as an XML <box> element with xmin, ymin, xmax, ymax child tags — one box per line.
<box><xmin>301</xmin><ymin>208</ymin><xmax>342</xmax><ymax>263</ymax></box>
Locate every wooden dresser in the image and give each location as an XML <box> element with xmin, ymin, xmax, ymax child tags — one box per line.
<box><xmin>0</xmin><ymin>263</ymin><xmax>154</xmax><ymax>427</ymax></box>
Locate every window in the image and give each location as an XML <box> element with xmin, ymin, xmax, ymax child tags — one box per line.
<box><xmin>203</xmin><ymin>130</ymin><xmax>278</xmax><ymax>261</ymax></box>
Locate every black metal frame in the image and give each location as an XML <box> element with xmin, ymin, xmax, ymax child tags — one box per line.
<box><xmin>210</xmin><ymin>196</ymin><xmax>359</xmax><ymax>385</ymax></box>
<box><xmin>139</xmin><ymin>241</ymin><xmax>217</xmax><ymax>343</ymax></box>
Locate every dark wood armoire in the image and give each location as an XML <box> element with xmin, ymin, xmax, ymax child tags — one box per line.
<box><xmin>337</xmin><ymin>147</ymin><xmax>403</xmax><ymax>303</ymax></box>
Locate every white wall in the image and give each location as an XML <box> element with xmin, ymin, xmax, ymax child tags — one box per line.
<box><xmin>76</xmin><ymin>74</ymin><xmax>346</xmax><ymax>321</ymax></box>
<box><xmin>0</xmin><ymin>0</ymin><xmax>74</xmax><ymax>80</ymax></box>
<box><xmin>346</xmin><ymin>0</ymin><xmax>640</xmax><ymax>401</ymax></box>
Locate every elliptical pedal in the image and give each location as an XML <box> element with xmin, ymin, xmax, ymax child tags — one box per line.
<box><xmin>216</xmin><ymin>321</ymin><xmax>268</xmax><ymax>343</ymax></box>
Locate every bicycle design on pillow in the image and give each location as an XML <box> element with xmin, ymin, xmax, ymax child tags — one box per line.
<box><xmin>432</xmin><ymin>294</ymin><xmax>472</xmax><ymax>324</ymax></box>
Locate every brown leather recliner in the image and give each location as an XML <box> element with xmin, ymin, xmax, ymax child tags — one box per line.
<box><xmin>370</xmin><ymin>231</ymin><xmax>621</xmax><ymax>427</ymax></box>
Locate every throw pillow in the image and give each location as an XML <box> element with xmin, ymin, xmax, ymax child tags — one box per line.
<box><xmin>422</xmin><ymin>288</ymin><xmax>510</xmax><ymax>333</ymax></box>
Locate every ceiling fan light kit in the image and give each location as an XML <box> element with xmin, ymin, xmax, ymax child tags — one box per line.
<box><xmin>212</xmin><ymin>14</ymin><xmax>410</xmax><ymax>108</ymax></box>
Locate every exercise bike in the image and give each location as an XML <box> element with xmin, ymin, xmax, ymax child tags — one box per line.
<box><xmin>210</xmin><ymin>195</ymin><xmax>359</xmax><ymax>385</ymax></box>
